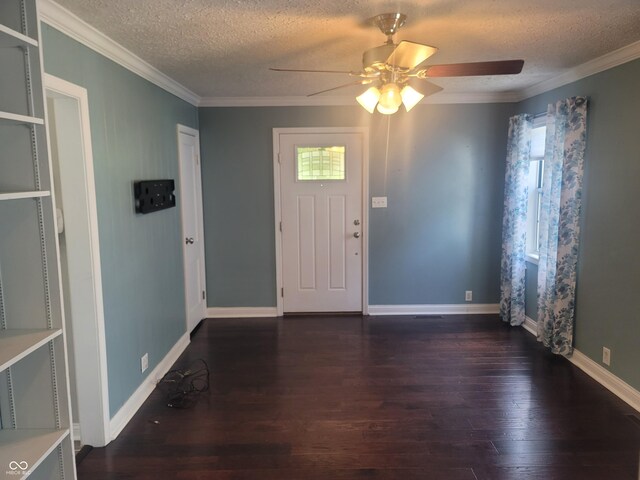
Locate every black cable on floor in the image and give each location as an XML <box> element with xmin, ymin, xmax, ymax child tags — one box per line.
<box><xmin>157</xmin><ymin>359</ymin><xmax>210</xmax><ymax>408</ymax></box>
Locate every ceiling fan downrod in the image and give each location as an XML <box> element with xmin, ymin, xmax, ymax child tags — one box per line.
<box><xmin>373</xmin><ymin>13</ymin><xmax>407</xmax><ymax>44</ymax></box>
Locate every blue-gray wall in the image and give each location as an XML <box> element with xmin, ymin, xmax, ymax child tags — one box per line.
<box><xmin>198</xmin><ymin>103</ymin><xmax>514</xmax><ymax>307</ymax></box>
<box><xmin>519</xmin><ymin>58</ymin><xmax>640</xmax><ymax>391</ymax></box>
<box><xmin>42</xmin><ymin>25</ymin><xmax>198</xmax><ymax>416</ymax></box>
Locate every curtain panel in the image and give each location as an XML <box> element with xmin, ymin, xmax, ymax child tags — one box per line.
<box><xmin>500</xmin><ymin>114</ymin><xmax>533</xmax><ymax>326</ymax></box>
<box><xmin>537</xmin><ymin>97</ymin><xmax>588</xmax><ymax>355</ymax></box>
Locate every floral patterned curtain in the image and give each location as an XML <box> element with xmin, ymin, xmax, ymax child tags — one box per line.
<box><xmin>537</xmin><ymin>97</ymin><xmax>588</xmax><ymax>355</ymax></box>
<box><xmin>500</xmin><ymin>114</ymin><xmax>533</xmax><ymax>326</ymax></box>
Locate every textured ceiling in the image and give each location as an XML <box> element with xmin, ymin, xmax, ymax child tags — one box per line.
<box><xmin>53</xmin><ymin>0</ymin><xmax>640</xmax><ymax>98</ymax></box>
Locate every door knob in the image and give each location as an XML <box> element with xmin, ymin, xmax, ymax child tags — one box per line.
<box><xmin>185</xmin><ymin>237</ymin><xmax>194</xmax><ymax>244</ymax></box>
<box><xmin>353</xmin><ymin>232</ymin><xmax>361</xmax><ymax>238</ymax></box>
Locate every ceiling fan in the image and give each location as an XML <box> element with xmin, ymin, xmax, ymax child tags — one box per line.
<box><xmin>270</xmin><ymin>13</ymin><xmax>524</xmax><ymax>114</ymax></box>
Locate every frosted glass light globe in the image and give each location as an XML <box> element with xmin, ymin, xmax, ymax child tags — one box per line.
<box><xmin>378</xmin><ymin>83</ymin><xmax>402</xmax><ymax>111</ymax></box>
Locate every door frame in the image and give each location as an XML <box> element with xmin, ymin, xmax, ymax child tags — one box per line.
<box><xmin>44</xmin><ymin>74</ymin><xmax>111</xmax><ymax>446</ymax></box>
<box><xmin>176</xmin><ymin>124</ymin><xmax>207</xmax><ymax>332</ymax></box>
<box><xmin>272</xmin><ymin>127</ymin><xmax>370</xmax><ymax>316</ymax></box>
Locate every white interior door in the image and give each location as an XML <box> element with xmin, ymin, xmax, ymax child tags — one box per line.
<box><xmin>45</xmin><ymin>74</ymin><xmax>110</xmax><ymax>447</ymax></box>
<box><xmin>278</xmin><ymin>132</ymin><xmax>364</xmax><ymax>312</ymax></box>
<box><xmin>177</xmin><ymin>125</ymin><xmax>206</xmax><ymax>332</ymax></box>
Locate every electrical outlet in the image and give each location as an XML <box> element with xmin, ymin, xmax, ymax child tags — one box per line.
<box><xmin>371</xmin><ymin>196</ymin><xmax>387</xmax><ymax>208</ymax></box>
<box><xmin>141</xmin><ymin>353</ymin><xmax>149</xmax><ymax>373</ymax></box>
<box><xmin>602</xmin><ymin>347</ymin><xmax>611</xmax><ymax>366</ymax></box>
<box><xmin>465</xmin><ymin>290</ymin><xmax>472</xmax><ymax>302</ymax></box>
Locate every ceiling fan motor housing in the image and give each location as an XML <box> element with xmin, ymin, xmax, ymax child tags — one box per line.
<box><xmin>373</xmin><ymin>13</ymin><xmax>407</xmax><ymax>40</ymax></box>
<box><xmin>363</xmin><ymin>44</ymin><xmax>397</xmax><ymax>70</ymax></box>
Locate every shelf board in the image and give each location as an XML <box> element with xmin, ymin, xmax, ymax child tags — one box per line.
<box><xmin>0</xmin><ymin>429</ymin><xmax>68</xmax><ymax>478</ymax></box>
<box><xmin>0</xmin><ymin>111</ymin><xmax>44</xmax><ymax>125</ymax></box>
<box><xmin>0</xmin><ymin>329</ymin><xmax>62</xmax><ymax>372</ymax></box>
<box><xmin>0</xmin><ymin>191</ymin><xmax>50</xmax><ymax>201</ymax></box>
<box><xmin>0</xmin><ymin>24</ymin><xmax>38</xmax><ymax>49</ymax></box>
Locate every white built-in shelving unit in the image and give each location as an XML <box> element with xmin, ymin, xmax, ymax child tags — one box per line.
<box><xmin>0</xmin><ymin>0</ymin><xmax>76</xmax><ymax>478</ymax></box>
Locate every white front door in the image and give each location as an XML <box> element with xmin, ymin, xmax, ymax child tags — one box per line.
<box><xmin>278</xmin><ymin>131</ymin><xmax>364</xmax><ymax>312</ymax></box>
<box><xmin>177</xmin><ymin>125</ymin><xmax>206</xmax><ymax>332</ymax></box>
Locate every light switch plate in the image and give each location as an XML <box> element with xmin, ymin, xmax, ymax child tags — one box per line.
<box><xmin>141</xmin><ymin>353</ymin><xmax>149</xmax><ymax>373</ymax></box>
<box><xmin>372</xmin><ymin>196</ymin><xmax>388</xmax><ymax>208</ymax></box>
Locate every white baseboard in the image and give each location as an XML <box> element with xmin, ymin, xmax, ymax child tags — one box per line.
<box><xmin>72</xmin><ymin>423</ymin><xmax>81</xmax><ymax>443</ymax></box>
<box><xmin>206</xmin><ymin>307</ymin><xmax>278</xmax><ymax>318</ymax></box>
<box><xmin>109</xmin><ymin>332</ymin><xmax>190</xmax><ymax>441</ymax></box>
<box><xmin>367</xmin><ymin>304</ymin><xmax>499</xmax><ymax>316</ymax></box>
<box><xmin>523</xmin><ymin>315</ymin><xmax>538</xmax><ymax>336</ymax></box>
<box><xmin>568</xmin><ymin>350</ymin><xmax>640</xmax><ymax>413</ymax></box>
<box><xmin>207</xmin><ymin>305</ymin><xmax>498</xmax><ymax>317</ymax></box>
<box><xmin>522</xmin><ymin>316</ymin><xmax>640</xmax><ymax>413</ymax></box>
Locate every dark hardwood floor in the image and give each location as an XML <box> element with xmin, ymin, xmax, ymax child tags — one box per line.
<box><xmin>77</xmin><ymin>315</ymin><xmax>640</xmax><ymax>479</ymax></box>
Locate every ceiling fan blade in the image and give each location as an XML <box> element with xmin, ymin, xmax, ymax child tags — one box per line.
<box><xmin>307</xmin><ymin>80</ymin><xmax>372</xmax><ymax>97</ymax></box>
<box><xmin>270</xmin><ymin>67</ymin><xmax>355</xmax><ymax>74</ymax></box>
<box><xmin>386</xmin><ymin>41</ymin><xmax>438</xmax><ymax>70</ymax></box>
<box><xmin>421</xmin><ymin>60</ymin><xmax>524</xmax><ymax>77</ymax></box>
<box><xmin>410</xmin><ymin>79</ymin><xmax>444</xmax><ymax>97</ymax></box>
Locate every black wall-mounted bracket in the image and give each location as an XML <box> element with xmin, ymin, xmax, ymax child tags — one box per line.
<box><xmin>134</xmin><ymin>180</ymin><xmax>176</xmax><ymax>214</ymax></box>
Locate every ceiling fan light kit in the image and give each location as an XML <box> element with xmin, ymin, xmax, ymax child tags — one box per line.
<box><xmin>357</xmin><ymin>84</ymin><xmax>425</xmax><ymax>114</ymax></box>
<box><xmin>356</xmin><ymin>87</ymin><xmax>381</xmax><ymax>113</ymax></box>
<box><xmin>378</xmin><ymin>83</ymin><xmax>402</xmax><ymax>111</ymax></box>
<box><xmin>400</xmin><ymin>85</ymin><xmax>425</xmax><ymax>112</ymax></box>
<box><xmin>271</xmin><ymin>12</ymin><xmax>524</xmax><ymax>115</ymax></box>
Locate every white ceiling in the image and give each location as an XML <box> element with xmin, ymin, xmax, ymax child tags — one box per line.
<box><xmin>52</xmin><ymin>0</ymin><xmax>640</xmax><ymax>99</ymax></box>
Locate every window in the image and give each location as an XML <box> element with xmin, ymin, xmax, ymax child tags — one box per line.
<box><xmin>296</xmin><ymin>146</ymin><xmax>345</xmax><ymax>181</ymax></box>
<box><xmin>526</xmin><ymin>116</ymin><xmax>546</xmax><ymax>263</ymax></box>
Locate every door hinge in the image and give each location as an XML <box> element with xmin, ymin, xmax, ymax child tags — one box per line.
<box><xmin>277</xmin><ymin>152</ymin><xmax>281</xmax><ymax>164</ymax></box>
<box><xmin>202</xmin><ymin>290</ymin><xmax>206</xmax><ymax>300</ymax></box>
<box><xmin>281</xmin><ymin>287</ymin><xmax>284</xmax><ymax>297</ymax></box>
<box><xmin>279</xmin><ymin>221</ymin><xmax>282</xmax><ymax>232</ymax></box>
<box><xmin>196</xmin><ymin>154</ymin><xmax>200</xmax><ymax>166</ymax></box>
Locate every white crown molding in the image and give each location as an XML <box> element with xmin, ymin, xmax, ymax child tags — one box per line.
<box><xmin>427</xmin><ymin>92</ymin><xmax>521</xmax><ymax>104</ymax></box>
<box><xmin>518</xmin><ymin>39</ymin><xmax>640</xmax><ymax>101</ymax></box>
<box><xmin>109</xmin><ymin>333</ymin><xmax>190</xmax><ymax>441</ymax></box>
<box><xmin>198</xmin><ymin>91</ymin><xmax>519</xmax><ymax>108</ymax></box>
<box><xmin>198</xmin><ymin>96</ymin><xmax>357</xmax><ymax>107</ymax></box>
<box><xmin>199</xmin><ymin>96</ymin><xmax>355</xmax><ymax>107</ymax></box>
<box><xmin>206</xmin><ymin>307</ymin><xmax>279</xmax><ymax>318</ymax></box>
<box><xmin>368</xmin><ymin>304</ymin><xmax>499</xmax><ymax>316</ymax></box>
<box><xmin>36</xmin><ymin>0</ymin><xmax>640</xmax><ymax>109</ymax></box>
<box><xmin>37</xmin><ymin>0</ymin><xmax>200</xmax><ymax>106</ymax></box>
